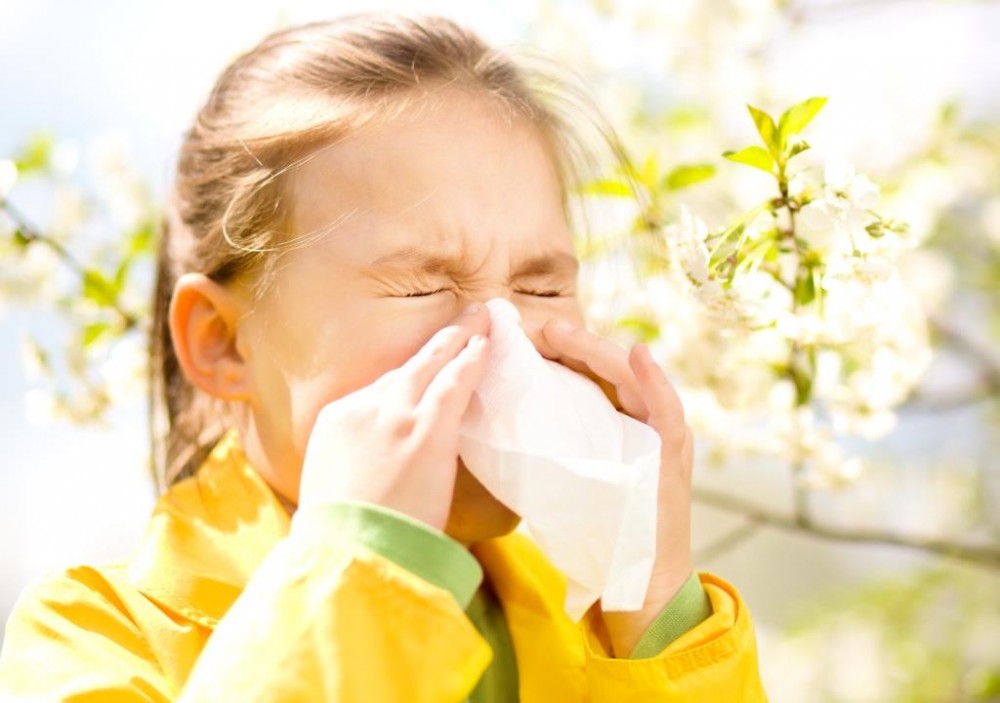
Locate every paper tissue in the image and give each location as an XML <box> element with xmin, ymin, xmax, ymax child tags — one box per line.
<box><xmin>457</xmin><ymin>298</ymin><xmax>662</xmax><ymax>621</ymax></box>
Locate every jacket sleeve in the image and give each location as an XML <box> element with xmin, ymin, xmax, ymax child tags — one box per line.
<box><xmin>0</xmin><ymin>502</ymin><xmax>493</xmax><ymax>703</ymax></box>
<box><xmin>578</xmin><ymin>572</ymin><xmax>769</xmax><ymax>702</ymax></box>
<box><xmin>0</xmin><ymin>566</ymin><xmax>177</xmax><ymax>702</ymax></box>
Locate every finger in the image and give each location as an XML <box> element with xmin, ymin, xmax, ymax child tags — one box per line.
<box><xmin>522</xmin><ymin>318</ymin><xmax>615</xmax><ymax>393</ymax></box>
<box><xmin>522</xmin><ymin>318</ymin><xmax>616</xmax><ymax>402</ymax></box>
<box><xmin>395</xmin><ymin>304</ymin><xmax>490</xmax><ymax>407</ymax></box>
<box><xmin>541</xmin><ymin>320</ymin><xmax>648</xmax><ymax>420</ymax></box>
<box><xmin>520</xmin><ymin>320</ymin><xmax>564</xmax><ymax>361</ymax></box>
<box><xmin>416</xmin><ymin>333</ymin><xmax>490</xmax><ymax>436</ymax></box>
<box><xmin>628</xmin><ymin>343</ymin><xmax>687</xmax><ymax>445</ymax></box>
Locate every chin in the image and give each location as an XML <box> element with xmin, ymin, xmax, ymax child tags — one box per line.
<box><xmin>444</xmin><ymin>458</ymin><xmax>521</xmax><ymax>546</ymax></box>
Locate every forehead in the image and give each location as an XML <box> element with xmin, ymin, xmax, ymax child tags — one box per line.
<box><xmin>283</xmin><ymin>91</ymin><xmax>574</xmax><ymax>269</ymax></box>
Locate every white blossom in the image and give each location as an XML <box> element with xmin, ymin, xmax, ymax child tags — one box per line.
<box><xmin>0</xmin><ymin>240</ymin><xmax>62</xmax><ymax>306</ymax></box>
<box><xmin>731</xmin><ymin>271</ymin><xmax>793</xmax><ymax>326</ymax></box>
<box><xmin>666</xmin><ymin>206</ymin><xmax>710</xmax><ymax>285</ymax></box>
<box><xmin>0</xmin><ymin>159</ymin><xmax>17</xmax><ymax>199</ymax></box>
<box><xmin>50</xmin><ymin>141</ymin><xmax>81</xmax><ymax>179</ymax></box>
<box><xmin>823</xmin><ymin>159</ymin><xmax>880</xmax><ymax>211</ymax></box>
<box><xmin>100</xmin><ymin>335</ymin><xmax>148</xmax><ymax>405</ymax></box>
<box><xmin>24</xmin><ymin>388</ymin><xmax>60</xmax><ymax>428</ymax></box>
<box><xmin>797</xmin><ymin>160</ymin><xmax>882</xmax><ymax>257</ymax></box>
<box><xmin>51</xmin><ymin>187</ymin><xmax>89</xmax><ymax>237</ymax></box>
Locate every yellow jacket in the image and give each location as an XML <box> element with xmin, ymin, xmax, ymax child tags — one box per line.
<box><xmin>0</xmin><ymin>433</ymin><xmax>767</xmax><ymax>701</ymax></box>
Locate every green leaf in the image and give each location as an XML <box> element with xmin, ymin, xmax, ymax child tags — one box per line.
<box><xmin>787</xmin><ymin>138</ymin><xmax>811</xmax><ymax>160</ymax></box>
<box><xmin>83</xmin><ymin>322</ymin><xmax>111</xmax><ymax>347</ymax></box>
<box><xmin>735</xmin><ymin>235</ymin><xmax>776</xmax><ymax>276</ymax></box>
<box><xmin>663</xmin><ymin>164</ymin><xmax>716</xmax><ymax>191</ymax></box>
<box><xmin>708</xmin><ymin>222</ymin><xmax>746</xmax><ymax>265</ymax></box>
<box><xmin>885</xmin><ymin>219</ymin><xmax>910</xmax><ymax>235</ymax></box>
<box><xmin>82</xmin><ymin>269</ymin><xmax>119</xmax><ymax>307</ymax></box>
<box><xmin>865</xmin><ymin>222</ymin><xmax>885</xmax><ymax>238</ymax></box>
<box><xmin>127</xmin><ymin>219</ymin><xmax>156</xmax><ymax>257</ymax></box>
<box><xmin>581</xmin><ymin>179</ymin><xmax>634</xmax><ymax>198</ymax></box>
<box><xmin>663</xmin><ymin>105</ymin><xmax>710</xmax><ymax>130</ymax></box>
<box><xmin>616</xmin><ymin>316</ymin><xmax>660</xmax><ymax>343</ymax></box>
<box><xmin>113</xmin><ymin>258</ymin><xmax>130</xmax><ymax>291</ymax></box>
<box><xmin>12</xmin><ymin>228</ymin><xmax>31</xmax><ymax>249</ymax></box>
<box><xmin>634</xmin><ymin>153</ymin><xmax>659</xmax><ymax>190</ymax></box>
<box><xmin>939</xmin><ymin>100</ymin><xmax>959</xmax><ymax>129</ymax></box>
<box><xmin>794</xmin><ymin>270</ymin><xmax>816</xmax><ymax>305</ymax></box>
<box><xmin>789</xmin><ymin>355</ymin><xmax>814</xmax><ymax>406</ymax></box>
<box><xmin>723</xmin><ymin>146</ymin><xmax>775</xmax><ymax>174</ymax></box>
<box><xmin>969</xmin><ymin>666</ymin><xmax>1000</xmax><ymax>697</ymax></box>
<box><xmin>777</xmin><ymin>97</ymin><xmax>828</xmax><ymax>150</ymax></box>
<box><xmin>15</xmin><ymin>133</ymin><xmax>55</xmax><ymax>174</ymax></box>
<box><xmin>747</xmin><ymin>105</ymin><xmax>779</xmax><ymax>156</ymax></box>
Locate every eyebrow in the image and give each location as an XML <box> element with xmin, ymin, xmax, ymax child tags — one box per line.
<box><xmin>367</xmin><ymin>247</ymin><xmax>580</xmax><ymax>278</ymax></box>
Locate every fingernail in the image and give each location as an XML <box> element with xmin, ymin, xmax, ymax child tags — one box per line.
<box><xmin>461</xmin><ymin>303</ymin><xmax>482</xmax><ymax>316</ymax></box>
<box><xmin>553</xmin><ymin>319</ymin><xmax>575</xmax><ymax>333</ymax></box>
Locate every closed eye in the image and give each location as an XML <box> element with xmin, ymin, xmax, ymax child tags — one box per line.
<box><xmin>401</xmin><ymin>288</ymin><xmax>449</xmax><ymax>298</ymax></box>
<box><xmin>401</xmin><ymin>288</ymin><xmax>566</xmax><ymax>298</ymax></box>
<box><xmin>516</xmin><ymin>289</ymin><xmax>565</xmax><ymax>298</ymax></box>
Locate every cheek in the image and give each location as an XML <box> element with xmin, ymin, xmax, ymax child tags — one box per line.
<box><xmin>284</xmin><ymin>307</ymin><xmax>448</xmax><ymax>454</ymax></box>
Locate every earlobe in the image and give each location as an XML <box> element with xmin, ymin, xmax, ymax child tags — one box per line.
<box><xmin>169</xmin><ymin>273</ymin><xmax>252</xmax><ymax>401</ymax></box>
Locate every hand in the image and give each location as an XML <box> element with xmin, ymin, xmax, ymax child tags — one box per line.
<box><xmin>522</xmin><ymin>319</ymin><xmax>695</xmax><ymax>658</ymax></box>
<box><xmin>298</xmin><ymin>304</ymin><xmax>492</xmax><ymax>531</ymax></box>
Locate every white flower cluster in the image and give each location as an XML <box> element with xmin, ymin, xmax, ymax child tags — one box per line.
<box><xmin>2</xmin><ymin>136</ymin><xmax>152</xmax><ymax>427</ymax></box>
<box><xmin>592</xmin><ymin>160</ymin><xmax>932</xmax><ymax>488</ymax></box>
<box><xmin>18</xmin><ymin>332</ymin><xmax>147</xmax><ymax>428</ymax></box>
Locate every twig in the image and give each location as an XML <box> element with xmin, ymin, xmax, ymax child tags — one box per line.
<box><xmin>693</xmin><ymin>486</ymin><xmax>1000</xmax><ymax>569</ymax></box>
<box><xmin>902</xmin><ymin>384</ymin><xmax>997</xmax><ymax>413</ymax></box>
<box><xmin>929</xmin><ymin>315</ymin><xmax>1000</xmax><ymax>394</ymax></box>
<box><xmin>0</xmin><ymin>198</ymin><xmax>139</xmax><ymax>330</ymax></box>
<box><xmin>694</xmin><ymin>520</ymin><xmax>762</xmax><ymax>563</ymax></box>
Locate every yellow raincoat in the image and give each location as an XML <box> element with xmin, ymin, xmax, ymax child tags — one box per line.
<box><xmin>0</xmin><ymin>432</ymin><xmax>767</xmax><ymax>701</ymax></box>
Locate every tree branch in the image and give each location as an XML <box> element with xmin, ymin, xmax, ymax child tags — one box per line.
<box><xmin>693</xmin><ymin>486</ymin><xmax>1000</xmax><ymax>569</ymax></box>
<box><xmin>0</xmin><ymin>198</ymin><xmax>139</xmax><ymax>330</ymax></box>
<box><xmin>929</xmin><ymin>315</ymin><xmax>1000</xmax><ymax>393</ymax></box>
<box><xmin>902</xmin><ymin>385</ymin><xmax>997</xmax><ymax>413</ymax></box>
<box><xmin>694</xmin><ymin>520</ymin><xmax>762</xmax><ymax>563</ymax></box>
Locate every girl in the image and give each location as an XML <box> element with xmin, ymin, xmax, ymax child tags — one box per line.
<box><xmin>0</xmin><ymin>14</ymin><xmax>766</xmax><ymax>702</ymax></box>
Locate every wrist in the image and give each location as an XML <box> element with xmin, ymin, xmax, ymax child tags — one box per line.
<box><xmin>600</xmin><ymin>567</ymin><xmax>693</xmax><ymax>658</ymax></box>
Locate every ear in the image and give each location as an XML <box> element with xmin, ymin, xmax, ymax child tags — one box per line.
<box><xmin>169</xmin><ymin>273</ymin><xmax>252</xmax><ymax>401</ymax></box>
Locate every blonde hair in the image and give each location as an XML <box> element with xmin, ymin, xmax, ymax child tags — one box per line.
<box><xmin>149</xmin><ymin>13</ymin><xmax>631</xmax><ymax>490</ymax></box>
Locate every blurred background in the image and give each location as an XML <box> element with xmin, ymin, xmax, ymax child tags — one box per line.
<box><xmin>1</xmin><ymin>1</ymin><xmax>998</xmax><ymax>700</ymax></box>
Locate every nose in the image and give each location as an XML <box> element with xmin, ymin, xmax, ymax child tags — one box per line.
<box><xmin>453</xmin><ymin>291</ymin><xmax>523</xmax><ymax>333</ymax></box>
<box><xmin>454</xmin><ymin>288</ymin><xmax>513</xmax><ymax>312</ymax></box>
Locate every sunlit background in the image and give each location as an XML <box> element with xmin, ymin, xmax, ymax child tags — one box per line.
<box><xmin>2</xmin><ymin>1</ymin><xmax>999</xmax><ymax>700</ymax></box>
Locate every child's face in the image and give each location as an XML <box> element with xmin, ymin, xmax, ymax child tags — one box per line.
<box><xmin>236</xmin><ymin>91</ymin><xmax>585</xmax><ymax>544</ymax></box>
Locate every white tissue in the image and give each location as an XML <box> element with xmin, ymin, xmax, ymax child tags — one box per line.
<box><xmin>458</xmin><ymin>298</ymin><xmax>662</xmax><ymax>621</ymax></box>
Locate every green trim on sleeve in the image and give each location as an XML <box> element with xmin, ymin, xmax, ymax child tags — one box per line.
<box><xmin>290</xmin><ymin>501</ymin><xmax>483</xmax><ymax>609</ymax></box>
<box><xmin>465</xmin><ymin>582</ymin><xmax>519</xmax><ymax>703</ymax></box>
<box><xmin>629</xmin><ymin>571</ymin><xmax>713</xmax><ymax>659</ymax></box>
